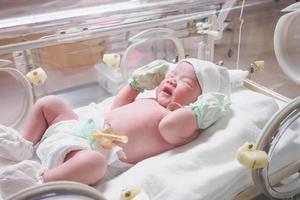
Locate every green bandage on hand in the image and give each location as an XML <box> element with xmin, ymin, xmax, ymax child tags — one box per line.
<box><xmin>187</xmin><ymin>93</ymin><xmax>231</xmax><ymax>129</ymax></box>
<box><xmin>129</xmin><ymin>77</ymin><xmax>143</xmax><ymax>93</ymax></box>
<box><xmin>129</xmin><ymin>60</ymin><xmax>169</xmax><ymax>93</ymax></box>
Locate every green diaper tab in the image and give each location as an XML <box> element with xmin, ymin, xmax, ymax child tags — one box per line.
<box><xmin>74</xmin><ymin>119</ymin><xmax>97</xmax><ymax>145</ymax></box>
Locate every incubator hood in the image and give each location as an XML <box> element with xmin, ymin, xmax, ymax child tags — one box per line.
<box><xmin>0</xmin><ymin>0</ymin><xmax>223</xmax><ymax>128</ymax></box>
<box><xmin>0</xmin><ymin>0</ymin><xmax>223</xmax><ymax>53</ymax></box>
<box><xmin>250</xmin><ymin>4</ymin><xmax>300</xmax><ymax>199</ymax></box>
<box><xmin>274</xmin><ymin>2</ymin><xmax>300</xmax><ymax>85</ymax></box>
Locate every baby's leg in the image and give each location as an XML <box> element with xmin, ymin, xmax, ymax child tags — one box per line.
<box><xmin>21</xmin><ymin>95</ymin><xmax>78</xmax><ymax>144</ymax></box>
<box><xmin>43</xmin><ymin>150</ymin><xmax>107</xmax><ymax>185</ymax></box>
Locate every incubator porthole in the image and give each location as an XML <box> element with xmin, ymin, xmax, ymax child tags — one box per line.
<box><xmin>6</xmin><ymin>181</ymin><xmax>106</xmax><ymax>200</ymax></box>
<box><xmin>26</xmin><ymin>194</ymin><xmax>97</xmax><ymax>199</ymax></box>
<box><xmin>254</xmin><ymin>98</ymin><xmax>300</xmax><ymax>199</ymax></box>
<box><xmin>0</xmin><ymin>70</ymin><xmax>30</xmax><ymax>127</ymax></box>
<box><xmin>268</xmin><ymin>116</ymin><xmax>300</xmax><ymax>197</ymax></box>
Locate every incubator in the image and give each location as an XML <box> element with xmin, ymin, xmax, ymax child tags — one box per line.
<box><xmin>1</xmin><ymin>0</ymin><xmax>300</xmax><ymax>200</ymax></box>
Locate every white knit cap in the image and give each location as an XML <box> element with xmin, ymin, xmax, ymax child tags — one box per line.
<box><xmin>180</xmin><ymin>58</ymin><xmax>231</xmax><ymax>96</ymax></box>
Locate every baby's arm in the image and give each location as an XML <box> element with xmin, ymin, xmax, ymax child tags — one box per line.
<box><xmin>111</xmin><ymin>84</ymin><xmax>139</xmax><ymax>109</ymax></box>
<box><xmin>159</xmin><ymin>107</ymin><xmax>198</xmax><ymax>145</ymax></box>
<box><xmin>159</xmin><ymin>93</ymin><xmax>231</xmax><ymax>145</ymax></box>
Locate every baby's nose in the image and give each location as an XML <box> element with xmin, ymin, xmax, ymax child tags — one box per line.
<box><xmin>166</xmin><ymin>79</ymin><xmax>177</xmax><ymax>87</ymax></box>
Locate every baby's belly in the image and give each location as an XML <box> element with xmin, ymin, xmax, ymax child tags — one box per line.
<box><xmin>104</xmin><ymin>99</ymin><xmax>175</xmax><ymax>163</ymax></box>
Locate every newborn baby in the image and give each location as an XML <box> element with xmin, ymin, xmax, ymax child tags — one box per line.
<box><xmin>0</xmin><ymin>58</ymin><xmax>231</xmax><ymax>198</ymax></box>
<box><xmin>106</xmin><ymin>59</ymin><xmax>230</xmax><ymax>164</ymax></box>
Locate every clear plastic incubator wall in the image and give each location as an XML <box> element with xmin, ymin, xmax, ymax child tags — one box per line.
<box><xmin>1</xmin><ymin>0</ymin><xmax>300</xmax><ymax>200</ymax></box>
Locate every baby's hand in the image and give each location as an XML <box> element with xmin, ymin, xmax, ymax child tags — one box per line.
<box><xmin>129</xmin><ymin>60</ymin><xmax>169</xmax><ymax>93</ymax></box>
<box><xmin>186</xmin><ymin>93</ymin><xmax>231</xmax><ymax>129</ymax></box>
<box><xmin>167</xmin><ymin>102</ymin><xmax>182</xmax><ymax>111</ymax></box>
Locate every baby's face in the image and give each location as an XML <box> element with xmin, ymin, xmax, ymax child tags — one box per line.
<box><xmin>156</xmin><ymin>62</ymin><xmax>201</xmax><ymax>108</ymax></box>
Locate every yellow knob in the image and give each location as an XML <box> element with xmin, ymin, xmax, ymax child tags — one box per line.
<box><xmin>121</xmin><ymin>187</ymin><xmax>142</xmax><ymax>200</ymax></box>
<box><xmin>26</xmin><ymin>67</ymin><xmax>47</xmax><ymax>85</ymax></box>
<box><xmin>103</xmin><ymin>53</ymin><xmax>121</xmax><ymax>68</ymax></box>
<box><xmin>236</xmin><ymin>142</ymin><xmax>268</xmax><ymax>169</ymax></box>
<box><xmin>254</xmin><ymin>60</ymin><xmax>265</xmax><ymax>72</ymax></box>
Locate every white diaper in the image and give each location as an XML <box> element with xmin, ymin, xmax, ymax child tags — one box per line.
<box><xmin>36</xmin><ymin>120</ymin><xmax>132</xmax><ymax>178</ymax></box>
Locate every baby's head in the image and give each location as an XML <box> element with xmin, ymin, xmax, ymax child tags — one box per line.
<box><xmin>156</xmin><ymin>61</ymin><xmax>201</xmax><ymax>108</ymax></box>
<box><xmin>156</xmin><ymin>58</ymin><xmax>230</xmax><ymax>108</ymax></box>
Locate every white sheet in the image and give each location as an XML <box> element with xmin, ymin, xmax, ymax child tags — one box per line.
<box><xmin>91</xmin><ymin>88</ymin><xmax>280</xmax><ymax>200</ymax></box>
<box><xmin>0</xmin><ymin>87</ymin><xmax>281</xmax><ymax>200</ymax></box>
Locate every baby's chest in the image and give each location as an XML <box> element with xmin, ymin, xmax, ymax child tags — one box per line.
<box><xmin>105</xmin><ymin>100</ymin><xmax>168</xmax><ymax>134</ymax></box>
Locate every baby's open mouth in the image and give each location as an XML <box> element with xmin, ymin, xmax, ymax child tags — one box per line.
<box><xmin>162</xmin><ymin>87</ymin><xmax>172</xmax><ymax>96</ymax></box>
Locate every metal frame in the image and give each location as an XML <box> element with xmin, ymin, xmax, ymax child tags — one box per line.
<box><xmin>0</xmin><ymin>11</ymin><xmax>215</xmax><ymax>54</ymax></box>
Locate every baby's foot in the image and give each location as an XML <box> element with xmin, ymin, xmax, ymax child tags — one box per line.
<box><xmin>0</xmin><ymin>160</ymin><xmax>44</xmax><ymax>199</ymax></box>
<box><xmin>0</xmin><ymin>125</ymin><xmax>33</xmax><ymax>161</ymax></box>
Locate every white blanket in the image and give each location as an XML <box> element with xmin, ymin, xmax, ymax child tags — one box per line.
<box><xmin>85</xmin><ymin>88</ymin><xmax>279</xmax><ymax>200</ymax></box>
<box><xmin>0</xmin><ymin>87</ymin><xmax>281</xmax><ymax>200</ymax></box>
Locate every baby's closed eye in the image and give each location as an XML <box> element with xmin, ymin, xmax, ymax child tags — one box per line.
<box><xmin>181</xmin><ymin>78</ymin><xmax>194</xmax><ymax>86</ymax></box>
